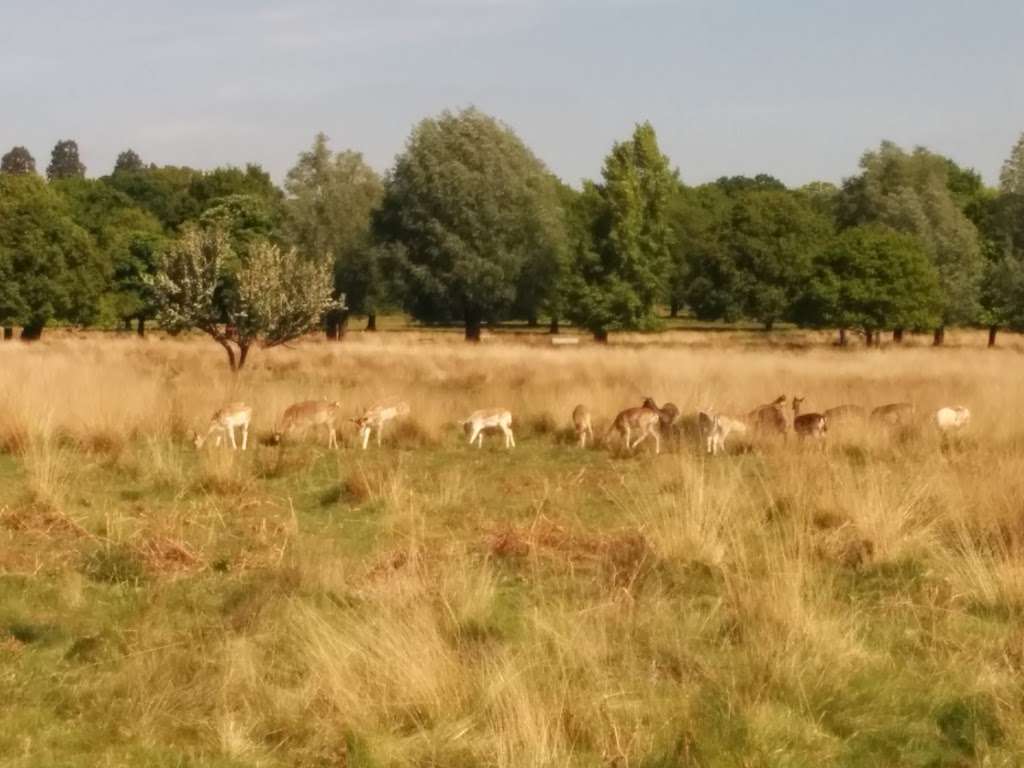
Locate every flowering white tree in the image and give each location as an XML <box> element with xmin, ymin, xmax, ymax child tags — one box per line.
<box><xmin>151</xmin><ymin>227</ymin><xmax>338</xmax><ymax>370</ymax></box>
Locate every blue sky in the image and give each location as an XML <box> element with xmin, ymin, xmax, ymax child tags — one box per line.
<box><xmin>2</xmin><ymin>0</ymin><xmax>1022</xmax><ymax>187</ymax></box>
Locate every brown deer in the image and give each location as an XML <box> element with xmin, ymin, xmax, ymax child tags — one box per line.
<box><xmin>605</xmin><ymin>407</ymin><xmax>661</xmax><ymax>454</ymax></box>
<box><xmin>748</xmin><ymin>395</ymin><xmax>788</xmax><ymax>436</ymax></box>
<box><xmin>871</xmin><ymin>402</ymin><xmax>915</xmax><ymax>426</ymax></box>
<box><xmin>823</xmin><ymin>404</ymin><xmax>866</xmax><ymax>422</ymax></box>
<box><xmin>791</xmin><ymin>397</ymin><xmax>827</xmax><ymax>441</ymax></box>
<box><xmin>272</xmin><ymin>400</ymin><xmax>342</xmax><ymax>448</ymax></box>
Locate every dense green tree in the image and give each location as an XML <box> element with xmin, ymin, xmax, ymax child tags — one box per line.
<box><xmin>1</xmin><ymin>146</ymin><xmax>36</xmax><ymax>176</ymax></box>
<box><xmin>189</xmin><ymin>164</ymin><xmax>282</xmax><ymax>213</ymax></box>
<box><xmin>793</xmin><ymin>225</ymin><xmax>941</xmax><ymax>344</ymax></box>
<box><xmin>375</xmin><ymin>108</ymin><xmax>565</xmax><ymax>341</ymax></box>
<box><xmin>46</xmin><ymin>139</ymin><xmax>86</xmax><ymax>181</ymax></box>
<box><xmin>0</xmin><ymin>174</ymin><xmax>103</xmax><ymax>338</ymax></box>
<box><xmin>714</xmin><ymin>174</ymin><xmax>786</xmax><ymax>194</ymax></box>
<box><xmin>677</xmin><ymin>185</ymin><xmax>737</xmax><ymax>321</ymax></box>
<box><xmin>565</xmin><ymin>122</ymin><xmax>676</xmax><ymax>341</ymax></box>
<box><xmin>52</xmin><ymin>177</ymin><xmax>166</xmax><ymax>333</ymax></box>
<box><xmin>285</xmin><ymin>135</ymin><xmax>385</xmax><ymax>336</ymax></box>
<box><xmin>151</xmin><ymin>228</ymin><xmax>336</xmax><ymax>370</ymax></box>
<box><xmin>838</xmin><ymin>142</ymin><xmax>983</xmax><ymax>343</ymax></box>
<box><xmin>979</xmin><ymin>184</ymin><xmax>1024</xmax><ymax>346</ymax></box>
<box><xmin>113</xmin><ymin>149</ymin><xmax>144</xmax><ymax>174</ymax></box>
<box><xmin>684</xmin><ymin>186</ymin><xmax>831</xmax><ymax>329</ymax></box>
<box><xmin>104</xmin><ymin>165</ymin><xmax>199</xmax><ymax>230</ymax></box>
<box><xmin>999</xmin><ymin>132</ymin><xmax>1024</xmax><ymax>194</ymax></box>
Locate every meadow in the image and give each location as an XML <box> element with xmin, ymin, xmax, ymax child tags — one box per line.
<box><xmin>2</xmin><ymin>327</ymin><xmax>1024</xmax><ymax>767</ymax></box>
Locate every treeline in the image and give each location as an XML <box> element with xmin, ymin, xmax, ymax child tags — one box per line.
<box><xmin>2</xmin><ymin>108</ymin><xmax>1024</xmax><ymax>350</ymax></box>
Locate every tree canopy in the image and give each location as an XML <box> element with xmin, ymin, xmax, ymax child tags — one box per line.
<box><xmin>375</xmin><ymin>108</ymin><xmax>565</xmax><ymax>340</ymax></box>
<box><xmin>793</xmin><ymin>225</ymin><xmax>941</xmax><ymax>339</ymax></box>
<box><xmin>565</xmin><ymin>122</ymin><xmax>675</xmax><ymax>340</ymax></box>
<box><xmin>1</xmin><ymin>146</ymin><xmax>36</xmax><ymax>176</ymax></box>
<box><xmin>46</xmin><ymin>139</ymin><xmax>86</xmax><ymax>181</ymax></box>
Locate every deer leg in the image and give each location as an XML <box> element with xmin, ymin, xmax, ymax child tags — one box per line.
<box><xmin>377</xmin><ymin>423</ymin><xmax>383</xmax><ymax>447</ymax></box>
<box><xmin>241</xmin><ymin>424</ymin><xmax>249</xmax><ymax>451</ymax></box>
<box><xmin>653</xmin><ymin>429</ymin><xmax>660</xmax><ymax>455</ymax></box>
<box><xmin>227</xmin><ymin>426</ymin><xmax>238</xmax><ymax>450</ymax></box>
<box><xmin>329</xmin><ymin>425</ymin><xmax>338</xmax><ymax>449</ymax></box>
<box><xmin>214</xmin><ymin>431</ymin><xmax>223</xmax><ymax>448</ymax></box>
<box><xmin>361</xmin><ymin>426</ymin><xmax>370</xmax><ymax>450</ymax></box>
<box><xmin>504</xmin><ymin>424</ymin><xmax>515</xmax><ymax>448</ymax></box>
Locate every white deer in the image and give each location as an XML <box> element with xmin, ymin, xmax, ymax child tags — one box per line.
<box><xmin>352</xmin><ymin>401</ymin><xmax>410</xmax><ymax>449</ymax></box>
<box><xmin>272</xmin><ymin>400</ymin><xmax>342</xmax><ymax>448</ymax></box>
<box><xmin>705</xmin><ymin>413</ymin><xmax>748</xmax><ymax>455</ymax></box>
<box><xmin>462</xmin><ymin>409</ymin><xmax>515</xmax><ymax>449</ymax></box>
<box><xmin>193</xmin><ymin>402</ymin><xmax>252</xmax><ymax>450</ymax></box>
<box><xmin>572</xmin><ymin>404</ymin><xmax>594</xmax><ymax>448</ymax></box>
<box><xmin>935</xmin><ymin>406</ymin><xmax>970</xmax><ymax>432</ymax></box>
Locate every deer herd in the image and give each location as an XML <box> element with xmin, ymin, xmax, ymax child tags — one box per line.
<box><xmin>192</xmin><ymin>394</ymin><xmax>971</xmax><ymax>454</ymax></box>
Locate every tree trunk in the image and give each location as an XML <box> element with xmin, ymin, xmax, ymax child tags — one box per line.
<box><xmin>837</xmin><ymin>328</ymin><xmax>847</xmax><ymax>346</ymax></box>
<box><xmin>20</xmin><ymin>322</ymin><xmax>43</xmax><ymax>341</ymax></box>
<box><xmin>765</xmin><ymin>319</ymin><xmax>774</xmax><ymax>331</ymax></box>
<box><xmin>933</xmin><ymin>326</ymin><xmax>945</xmax><ymax>346</ymax></box>
<box><xmin>593</xmin><ymin>329</ymin><xmax>608</xmax><ymax>344</ymax></box>
<box><xmin>893</xmin><ymin>328</ymin><xmax>904</xmax><ymax>344</ymax></box>
<box><xmin>122</xmin><ymin>317</ymin><xmax>132</xmax><ymax>332</ymax></box>
<box><xmin>3</xmin><ymin>327</ymin><xmax>12</xmax><ymax>341</ymax></box>
<box><xmin>669</xmin><ymin>300</ymin><xmax>679</xmax><ymax>318</ymax></box>
<box><xmin>237</xmin><ymin>344</ymin><xmax>250</xmax><ymax>370</ymax></box>
<box><xmin>366</xmin><ymin>313</ymin><xmax>377</xmax><ymax>332</ymax></box>
<box><xmin>136</xmin><ymin>317</ymin><xmax>145</xmax><ymax>337</ymax></box>
<box><xmin>214</xmin><ymin>336</ymin><xmax>238</xmax><ymax>371</ymax></box>
<box><xmin>527</xmin><ymin>315</ymin><xmax>538</xmax><ymax>328</ymax></box>
<box><xmin>988</xmin><ymin>325</ymin><xmax>998</xmax><ymax>348</ymax></box>
<box><xmin>865</xmin><ymin>329</ymin><xmax>874</xmax><ymax>347</ymax></box>
<box><xmin>465</xmin><ymin>310</ymin><xmax>482</xmax><ymax>342</ymax></box>
<box><xmin>549</xmin><ymin>317</ymin><xmax>560</xmax><ymax>335</ymax></box>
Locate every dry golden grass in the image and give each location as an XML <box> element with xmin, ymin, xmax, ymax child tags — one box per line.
<box><xmin>2</xmin><ymin>327</ymin><xmax>1024</xmax><ymax>766</ymax></box>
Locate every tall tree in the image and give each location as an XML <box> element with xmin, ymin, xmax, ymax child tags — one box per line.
<box><xmin>46</xmin><ymin>139</ymin><xmax>86</xmax><ymax>181</ymax></box>
<box><xmin>375</xmin><ymin>108</ymin><xmax>565</xmax><ymax>341</ymax></box>
<box><xmin>0</xmin><ymin>174</ymin><xmax>103</xmax><ymax>338</ymax></box>
<box><xmin>792</xmin><ymin>225</ymin><xmax>941</xmax><ymax>344</ymax></box>
<box><xmin>285</xmin><ymin>135</ymin><xmax>385</xmax><ymax>337</ymax></box>
<box><xmin>150</xmin><ymin>228</ymin><xmax>336</xmax><ymax>370</ymax></box>
<box><xmin>52</xmin><ymin>176</ymin><xmax>165</xmax><ymax>333</ymax></box>
<box><xmin>999</xmin><ymin>132</ymin><xmax>1024</xmax><ymax>194</ymax></box>
<box><xmin>113</xmin><ymin>149</ymin><xmax>144</xmax><ymax>174</ymax></box>
<box><xmin>837</xmin><ymin>142</ymin><xmax>983</xmax><ymax>344</ymax></box>
<box><xmin>1</xmin><ymin>146</ymin><xmax>36</xmax><ymax>176</ymax></box>
<box><xmin>565</xmin><ymin>122</ymin><xmax>676</xmax><ymax>341</ymax></box>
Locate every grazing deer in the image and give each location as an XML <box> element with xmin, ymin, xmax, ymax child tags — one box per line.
<box><xmin>706</xmin><ymin>413</ymin><xmax>748</xmax><ymax>455</ymax></box>
<box><xmin>272</xmin><ymin>400</ymin><xmax>342</xmax><ymax>448</ymax></box>
<box><xmin>823</xmin><ymin>404</ymin><xmax>866</xmax><ymax>422</ymax></box>
<box><xmin>606</xmin><ymin>407</ymin><xmax>661</xmax><ymax>454</ymax></box>
<box><xmin>642</xmin><ymin>397</ymin><xmax>680</xmax><ymax>429</ymax></box>
<box><xmin>934</xmin><ymin>406</ymin><xmax>970</xmax><ymax>432</ymax></box>
<box><xmin>748</xmin><ymin>395</ymin><xmax>788</xmax><ymax>436</ymax></box>
<box><xmin>463</xmin><ymin>409</ymin><xmax>515</xmax><ymax>449</ymax></box>
<box><xmin>572</xmin><ymin>404</ymin><xmax>594</xmax><ymax>448</ymax></box>
<box><xmin>791</xmin><ymin>397</ymin><xmax>828</xmax><ymax>441</ymax></box>
<box><xmin>193</xmin><ymin>402</ymin><xmax>252</xmax><ymax>450</ymax></box>
<box><xmin>352</xmin><ymin>401</ymin><xmax>410</xmax><ymax>450</ymax></box>
<box><xmin>871</xmin><ymin>402</ymin><xmax>915</xmax><ymax>426</ymax></box>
